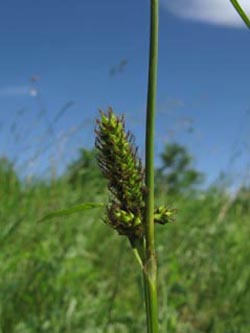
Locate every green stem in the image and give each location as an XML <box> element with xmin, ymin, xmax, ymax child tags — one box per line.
<box><xmin>230</xmin><ymin>0</ymin><xmax>250</xmax><ymax>28</ymax></box>
<box><xmin>144</xmin><ymin>0</ymin><xmax>159</xmax><ymax>332</ymax></box>
<box><xmin>131</xmin><ymin>239</ymin><xmax>144</xmax><ymax>270</ymax></box>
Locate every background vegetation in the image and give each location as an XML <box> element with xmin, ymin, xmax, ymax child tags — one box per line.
<box><xmin>1</xmin><ymin>142</ymin><xmax>249</xmax><ymax>333</ymax></box>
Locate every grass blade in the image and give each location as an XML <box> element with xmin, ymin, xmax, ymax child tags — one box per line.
<box><xmin>39</xmin><ymin>202</ymin><xmax>104</xmax><ymax>222</ymax></box>
<box><xmin>230</xmin><ymin>0</ymin><xmax>250</xmax><ymax>28</ymax></box>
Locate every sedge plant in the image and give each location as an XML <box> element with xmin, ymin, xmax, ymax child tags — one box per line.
<box><xmin>95</xmin><ymin>109</ymin><xmax>174</xmax><ymax>332</ymax></box>
<box><xmin>94</xmin><ymin>1</ymin><xmax>174</xmax><ymax>332</ymax></box>
<box><xmin>41</xmin><ymin>0</ymin><xmax>175</xmax><ymax>331</ymax></box>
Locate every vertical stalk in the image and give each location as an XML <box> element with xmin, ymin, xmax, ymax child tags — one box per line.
<box><xmin>144</xmin><ymin>0</ymin><xmax>159</xmax><ymax>332</ymax></box>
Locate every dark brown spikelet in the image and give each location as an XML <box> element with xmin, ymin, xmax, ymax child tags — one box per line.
<box><xmin>95</xmin><ymin>108</ymin><xmax>145</xmax><ymax>239</ymax></box>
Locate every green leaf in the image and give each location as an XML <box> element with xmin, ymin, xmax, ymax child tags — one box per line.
<box><xmin>39</xmin><ymin>202</ymin><xmax>104</xmax><ymax>222</ymax></box>
<box><xmin>230</xmin><ymin>0</ymin><xmax>250</xmax><ymax>28</ymax></box>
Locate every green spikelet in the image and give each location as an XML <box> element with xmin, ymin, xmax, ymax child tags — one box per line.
<box><xmin>154</xmin><ymin>206</ymin><xmax>176</xmax><ymax>225</ymax></box>
<box><xmin>95</xmin><ymin>108</ymin><xmax>146</xmax><ymax>239</ymax></box>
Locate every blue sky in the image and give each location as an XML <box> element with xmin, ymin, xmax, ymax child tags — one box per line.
<box><xmin>0</xmin><ymin>0</ymin><xmax>250</xmax><ymax>187</ymax></box>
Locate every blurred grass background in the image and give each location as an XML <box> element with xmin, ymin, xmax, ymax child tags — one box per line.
<box><xmin>1</xmin><ymin>133</ymin><xmax>250</xmax><ymax>332</ymax></box>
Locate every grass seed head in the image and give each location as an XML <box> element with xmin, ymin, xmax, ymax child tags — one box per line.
<box><xmin>95</xmin><ymin>108</ymin><xmax>145</xmax><ymax>239</ymax></box>
<box><xmin>154</xmin><ymin>206</ymin><xmax>176</xmax><ymax>225</ymax></box>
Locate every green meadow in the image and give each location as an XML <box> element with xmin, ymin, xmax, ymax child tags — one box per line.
<box><xmin>1</xmin><ymin>147</ymin><xmax>249</xmax><ymax>333</ymax></box>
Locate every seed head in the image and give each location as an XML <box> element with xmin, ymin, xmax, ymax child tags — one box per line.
<box><xmin>95</xmin><ymin>108</ymin><xmax>145</xmax><ymax>239</ymax></box>
<box><xmin>154</xmin><ymin>206</ymin><xmax>176</xmax><ymax>225</ymax></box>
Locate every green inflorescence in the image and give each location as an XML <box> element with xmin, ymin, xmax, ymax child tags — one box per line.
<box><xmin>95</xmin><ymin>108</ymin><xmax>174</xmax><ymax>240</ymax></box>
<box><xmin>154</xmin><ymin>205</ymin><xmax>176</xmax><ymax>225</ymax></box>
<box><xmin>95</xmin><ymin>108</ymin><xmax>145</xmax><ymax>239</ymax></box>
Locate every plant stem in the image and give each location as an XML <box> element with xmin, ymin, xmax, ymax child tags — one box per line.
<box><xmin>144</xmin><ymin>0</ymin><xmax>159</xmax><ymax>332</ymax></box>
<box><xmin>230</xmin><ymin>0</ymin><xmax>250</xmax><ymax>28</ymax></box>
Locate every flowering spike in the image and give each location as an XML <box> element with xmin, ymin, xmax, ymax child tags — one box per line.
<box><xmin>154</xmin><ymin>206</ymin><xmax>176</xmax><ymax>225</ymax></box>
<box><xmin>95</xmin><ymin>108</ymin><xmax>146</xmax><ymax>239</ymax></box>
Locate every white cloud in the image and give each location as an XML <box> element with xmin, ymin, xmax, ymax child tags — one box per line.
<box><xmin>0</xmin><ymin>85</ymin><xmax>30</xmax><ymax>97</ymax></box>
<box><xmin>161</xmin><ymin>0</ymin><xmax>250</xmax><ymax>28</ymax></box>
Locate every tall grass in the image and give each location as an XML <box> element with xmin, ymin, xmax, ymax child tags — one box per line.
<box><xmin>1</xmin><ymin>161</ymin><xmax>250</xmax><ymax>332</ymax></box>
